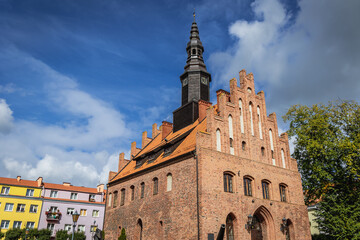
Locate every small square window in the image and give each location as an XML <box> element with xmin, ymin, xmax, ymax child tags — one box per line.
<box><xmin>26</xmin><ymin>189</ymin><xmax>34</xmax><ymax>197</ymax></box>
<box><xmin>29</xmin><ymin>205</ymin><xmax>38</xmax><ymax>213</ymax></box>
<box><xmin>67</xmin><ymin>208</ymin><xmax>75</xmax><ymax>215</ymax></box>
<box><xmin>1</xmin><ymin>220</ymin><xmax>10</xmax><ymax>229</ymax></box>
<box><xmin>26</xmin><ymin>222</ymin><xmax>35</xmax><ymax>229</ymax></box>
<box><xmin>64</xmin><ymin>224</ymin><xmax>72</xmax><ymax>232</ymax></box>
<box><xmin>92</xmin><ymin>210</ymin><xmax>99</xmax><ymax>217</ymax></box>
<box><xmin>13</xmin><ymin>221</ymin><xmax>22</xmax><ymax>229</ymax></box>
<box><xmin>5</xmin><ymin>203</ymin><xmax>14</xmax><ymax>211</ymax></box>
<box><xmin>1</xmin><ymin>187</ymin><xmax>10</xmax><ymax>195</ymax></box>
<box><xmin>80</xmin><ymin>209</ymin><xmax>87</xmax><ymax>216</ymax></box>
<box><xmin>89</xmin><ymin>194</ymin><xmax>96</xmax><ymax>202</ymax></box>
<box><xmin>78</xmin><ymin>225</ymin><xmax>85</xmax><ymax>232</ymax></box>
<box><xmin>16</xmin><ymin>204</ymin><xmax>26</xmax><ymax>212</ymax></box>
<box><xmin>70</xmin><ymin>193</ymin><xmax>78</xmax><ymax>200</ymax></box>
<box><xmin>50</xmin><ymin>190</ymin><xmax>58</xmax><ymax>198</ymax></box>
<box><xmin>90</xmin><ymin>225</ymin><xmax>97</xmax><ymax>233</ymax></box>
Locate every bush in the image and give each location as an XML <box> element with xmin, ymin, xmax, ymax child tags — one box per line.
<box><xmin>73</xmin><ymin>231</ymin><xmax>86</xmax><ymax>240</ymax></box>
<box><xmin>56</xmin><ymin>229</ymin><xmax>70</xmax><ymax>240</ymax></box>
<box><xmin>5</xmin><ymin>228</ymin><xmax>24</xmax><ymax>240</ymax></box>
<box><xmin>37</xmin><ymin>229</ymin><xmax>52</xmax><ymax>240</ymax></box>
<box><xmin>312</xmin><ymin>234</ymin><xmax>335</xmax><ymax>240</ymax></box>
<box><xmin>118</xmin><ymin>228</ymin><xmax>126</xmax><ymax>240</ymax></box>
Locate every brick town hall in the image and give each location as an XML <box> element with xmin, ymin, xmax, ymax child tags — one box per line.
<box><xmin>104</xmin><ymin>17</ymin><xmax>312</xmax><ymax>240</ymax></box>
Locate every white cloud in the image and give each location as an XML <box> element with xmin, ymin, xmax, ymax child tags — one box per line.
<box><xmin>0</xmin><ymin>47</ymin><xmax>132</xmax><ymax>187</ymax></box>
<box><xmin>0</xmin><ymin>99</ymin><xmax>14</xmax><ymax>134</ymax></box>
<box><xmin>209</xmin><ymin>0</ymin><xmax>360</xmax><ymax>116</ymax></box>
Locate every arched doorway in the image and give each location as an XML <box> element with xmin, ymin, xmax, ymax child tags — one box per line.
<box><xmin>226</xmin><ymin>213</ymin><xmax>236</xmax><ymax>240</ymax></box>
<box><xmin>250</xmin><ymin>206</ymin><xmax>275</xmax><ymax>240</ymax></box>
<box><xmin>136</xmin><ymin>219</ymin><xmax>143</xmax><ymax>240</ymax></box>
<box><xmin>285</xmin><ymin>219</ymin><xmax>295</xmax><ymax>240</ymax></box>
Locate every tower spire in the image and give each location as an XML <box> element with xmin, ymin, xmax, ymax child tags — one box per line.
<box><xmin>173</xmin><ymin>15</ymin><xmax>212</xmax><ymax>132</ymax></box>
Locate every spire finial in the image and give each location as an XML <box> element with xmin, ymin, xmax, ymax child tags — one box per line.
<box><xmin>193</xmin><ymin>9</ymin><xmax>196</xmax><ymax>22</ymax></box>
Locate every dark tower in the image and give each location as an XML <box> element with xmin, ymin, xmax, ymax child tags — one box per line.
<box><xmin>173</xmin><ymin>15</ymin><xmax>212</xmax><ymax>132</ymax></box>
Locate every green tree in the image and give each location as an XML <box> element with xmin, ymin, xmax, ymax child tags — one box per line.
<box><xmin>5</xmin><ymin>228</ymin><xmax>24</xmax><ymax>240</ymax></box>
<box><xmin>37</xmin><ymin>229</ymin><xmax>52</xmax><ymax>240</ymax></box>
<box><xmin>56</xmin><ymin>229</ymin><xmax>70</xmax><ymax>240</ymax></box>
<box><xmin>284</xmin><ymin>100</ymin><xmax>360</xmax><ymax>240</ymax></box>
<box><xmin>73</xmin><ymin>231</ymin><xmax>86</xmax><ymax>240</ymax></box>
<box><xmin>118</xmin><ymin>228</ymin><xmax>127</xmax><ymax>240</ymax></box>
<box><xmin>0</xmin><ymin>228</ymin><xmax>5</xmax><ymax>239</ymax></box>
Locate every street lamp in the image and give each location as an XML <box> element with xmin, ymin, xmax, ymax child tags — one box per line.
<box><xmin>280</xmin><ymin>217</ymin><xmax>288</xmax><ymax>233</ymax></box>
<box><xmin>71</xmin><ymin>211</ymin><xmax>80</xmax><ymax>240</ymax></box>
<box><xmin>25</xmin><ymin>228</ymin><xmax>29</xmax><ymax>240</ymax></box>
<box><xmin>245</xmin><ymin>214</ymin><xmax>254</xmax><ymax>230</ymax></box>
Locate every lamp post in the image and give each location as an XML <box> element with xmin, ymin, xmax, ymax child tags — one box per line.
<box><xmin>25</xmin><ymin>228</ymin><xmax>29</xmax><ymax>240</ymax></box>
<box><xmin>71</xmin><ymin>211</ymin><xmax>80</xmax><ymax>240</ymax></box>
<box><xmin>245</xmin><ymin>214</ymin><xmax>254</xmax><ymax>230</ymax></box>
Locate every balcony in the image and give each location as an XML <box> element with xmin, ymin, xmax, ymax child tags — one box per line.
<box><xmin>45</xmin><ymin>211</ymin><xmax>62</xmax><ymax>221</ymax></box>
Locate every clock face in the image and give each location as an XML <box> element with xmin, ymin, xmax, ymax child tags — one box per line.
<box><xmin>201</xmin><ymin>77</ymin><xmax>208</xmax><ymax>85</ymax></box>
<box><xmin>182</xmin><ymin>78</ymin><xmax>188</xmax><ymax>87</ymax></box>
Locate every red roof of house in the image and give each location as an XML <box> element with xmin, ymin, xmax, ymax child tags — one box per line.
<box><xmin>0</xmin><ymin>177</ymin><xmax>41</xmax><ymax>188</ymax></box>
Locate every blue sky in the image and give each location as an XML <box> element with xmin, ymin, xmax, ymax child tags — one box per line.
<box><xmin>0</xmin><ymin>0</ymin><xmax>359</xmax><ymax>187</ymax></box>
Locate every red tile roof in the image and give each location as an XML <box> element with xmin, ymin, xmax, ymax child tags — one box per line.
<box><xmin>109</xmin><ymin>119</ymin><xmax>207</xmax><ymax>183</ymax></box>
<box><xmin>43</xmin><ymin>182</ymin><xmax>102</xmax><ymax>194</ymax></box>
<box><xmin>0</xmin><ymin>177</ymin><xmax>40</xmax><ymax>188</ymax></box>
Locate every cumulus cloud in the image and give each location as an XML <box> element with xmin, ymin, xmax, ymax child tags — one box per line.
<box><xmin>0</xmin><ymin>99</ymin><xmax>14</xmax><ymax>134</ymax></box>
<box><xmin>209</xmin><ymin>0</ymin><xmax>360</xmax><ymax>116</ymax></box>
<box><xmin>0</xmin><ymin>47</ymin><xmax>132</xmax><ymax>186</ymax></box>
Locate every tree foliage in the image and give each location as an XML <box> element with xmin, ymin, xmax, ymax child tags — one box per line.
<box><xmin>56</xmin><ymin>229</ymin><xmax>70</xmax><ymax>240</ymax></box>
<box><xmin>5</xmin><ymin>228</ymin><xmax>23</xmax><ymax>240</ymax></box>
<box><xmin>284</xmin><ymin>100</ymin><xmax>360</xmax><ymax>239</ymax></box>
<box><xmin>37</xmin><ymin>229</ymin><xmax>52</xmax><ymax>240</ymax></box>
<box><xmin>118</xmin><ymin>228</ymin><xmax>127</xmax><ymax>240</ymax></box>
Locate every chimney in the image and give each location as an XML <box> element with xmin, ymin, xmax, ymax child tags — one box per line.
<box><xmin>16</xmin><ymin>176</ymin><xmax>21</xmax><ymax>182</ymax></box>
<box><xmin>63</xmin><ymin>182</ymin><xmax>71</xmax><ymax>187</ymax></box>
<box><xmin>161</xmin><ymin>121</ymin><xmax>173</xmax><ymax>140</ymax></box>
<box><xmin>118</xmin><ymin>152</ymin><xmax>130</xmax><ymax>172</ymax></box>
<box><xmin>198</xmin><ymin>100</ymin><xmax>212</xmax><ymax>122</ymax></box>
<box><xmin>97</xmin><ymin>183</ymin><xmax>104</xmax><ymax>193</ymax></box>
<box><xmin>36</xmin><ymin>177</ymin><xmax>43</xmax><ymax>187</ymax></box>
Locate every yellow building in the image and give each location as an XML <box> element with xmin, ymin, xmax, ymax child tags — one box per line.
<box><xmin>0</xmin><ymin>176</ymin><xmax>43</xmax><ymax>235</ymax></box>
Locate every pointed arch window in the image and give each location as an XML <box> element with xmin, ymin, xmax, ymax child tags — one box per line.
<box><xmin>249</xmin><ymin>103</ymin><xmax>254</xmax><ymax>136</ymax></box>
<box><xmin>137</xmin><ymin>219</ymin><xmax>143</xmax><ymax>240</ymax></box>
<box><xmin>262</xmin><ymin>180</ymin><xmax>270</xmax><ymax>200</ymax></box>
<box><xmin>239</xmin><ymin>99</ymin><xmax>244</xmax><ymax>133</ymax></box>
<box><xmin>269</xmin><ymin>129</ymin><xmax>275</xmax><ymax>165</ymax></box>
<box><xmin>223</xmin><ymin>172</ymin><xmax>234</xmax><ymax>193</ymax></box>
<box><xmin>140</xmin><ymin>182</ymin><xmax>145</xmax><ymax>199</ymax></box>
<box><xmin>243</xmin><ymin>177</ymin><xmax>253</xmax><ymax>196</ymax></box>
<box><xmin>279</xmin><ymin>184</ymin><xmax>287</xmax><ymax>202</ymax></box>
<box><xmin>242</xmin><ymin>141</ymin><xmax>246</xmax><ymax>151</ymax></box>
<box><xmin>226</xmin><ymin>214</ymin><xmax>235</xmax><ymax>240</ymax></box>
<box><xmin>167</xmin><ymin>173</ymin><xmax>172</xmax><ymax>191</ymax></box>
<box><xmin>261</xmin><ymin>147</ymin><xmax>265</xmax><ymax>156</ymax></box>
<box><xmin>153</xmin><ymin>178</ymin><xmax>158</xmax><ymax>195</ymax></box>
<box><xmin>216</xmin><ymin>129</ymin><xmax>221</xmax><ymax>152</ymax></box>
<box><xmin>130</xmin><ymin>185</ymin><xmax>135</xmax><ymax>201</ymax></box>
<box><xmin>257</xmin><ymin>106</ymin><xmax>263</xmax><ymax>139</ymax></box>
<box><xmin>108</xmin><ymin>193</ymin><xmax>112</xmax><ymax>207</ymax></box>
<box><xmin>120</xmin><ymin>189</ymin><xmax>125</xmax><ymax>206</ymax></box>
<box><xmin>113</xmin><ymin>191</ymin><xmax>118</xmax><ymax>208</ymax></box>
<box><xmin>281</xmin><ymin>148</ymin><xmax>286</xmax><ymax>168</ymax></box>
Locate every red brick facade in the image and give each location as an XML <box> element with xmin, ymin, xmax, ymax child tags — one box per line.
<box><xmin>104</xmin><ymin>69</ymin><xmax>311</xmax><ymax>240</ymax></box>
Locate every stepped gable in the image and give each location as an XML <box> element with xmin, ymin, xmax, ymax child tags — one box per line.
<box><xmin>109</xmin><ymin>119</ymin><xmax>207</xmax><ymax>183</ymax></box>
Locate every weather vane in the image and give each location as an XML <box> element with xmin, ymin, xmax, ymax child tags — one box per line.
<box><xmin>193</xmin><ymin>8</ymin><xmax>196</xmax><ymax>22</ymax></box>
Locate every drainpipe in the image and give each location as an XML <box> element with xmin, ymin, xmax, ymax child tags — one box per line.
<box><xmin>193</xmin><ymin>150</ymin><xmax>200</xmax><ymax>240</ymax></box>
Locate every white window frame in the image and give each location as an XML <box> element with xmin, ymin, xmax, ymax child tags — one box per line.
<box><xmin>16</xmin><ymin>203</ymin><xmax>26</xmax><ymax>212</ymax></box>
<box><xmin>70</xmin><ymin>193</ymin><xmax>78</xmax><ymax>200</ymax></box>
<box><xmin>26</xmin><ymin>189</ymin><xmax>34</xmax><ymax>197</ymax></box>
<box><xmin>5</xmin><ymin>203</ymin><xmax>14</xmax><ymax>211</ymax></box>
<box><xmin>92</xmin><ymin>210</ymin><xmax>99</xmax><ymax>217</ymax></box>
<box><xmin>29</xmin><ymin>204</ymin><xmax>38</xmax><ymax>213</ymax></box>
<box><xmin>13</xmin><ymin>221</ymin><xmax>22</xmax><ymax>229</ymax></box>
<box><xmin>67</xmin><ymin>208</ymin><xmax>75</xmax><ymax>215</ymax></box>
<box><xmin>26</xmin><ymin>222</ymin><xmax>35</xmax><ymax>229</ymax></box>
<box><xmin>1</xmin><ymin>187</ymin><xmax>10</xmax><ymax>195</ymax></box>
<box><xmin>78</xmin><ymin>225</ymin><xmax>85</xmax><ymax>232</ymax></box>
<box><xmin>50</xmin><ymin>190</ymin><xmax>58</xmax><ymax>198</ymax></box>
<box><xmin>64</xmin><ymin>224</ymin><xmax>72</xmax><ymax>232</ymax></box>
<box><xmin>216</xmin><ymin>129</ymin><xmax>221</xmax><ymax>152</ymax></box>
<box><xmin>1</xmin><ymin>220</ymin><xmax>10</xmax><ymax>229</ymax></box>
<box><xmin>80</xmin><ymin>209</ymin><xmax>87</xmax><ymax>216</ymax></box>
